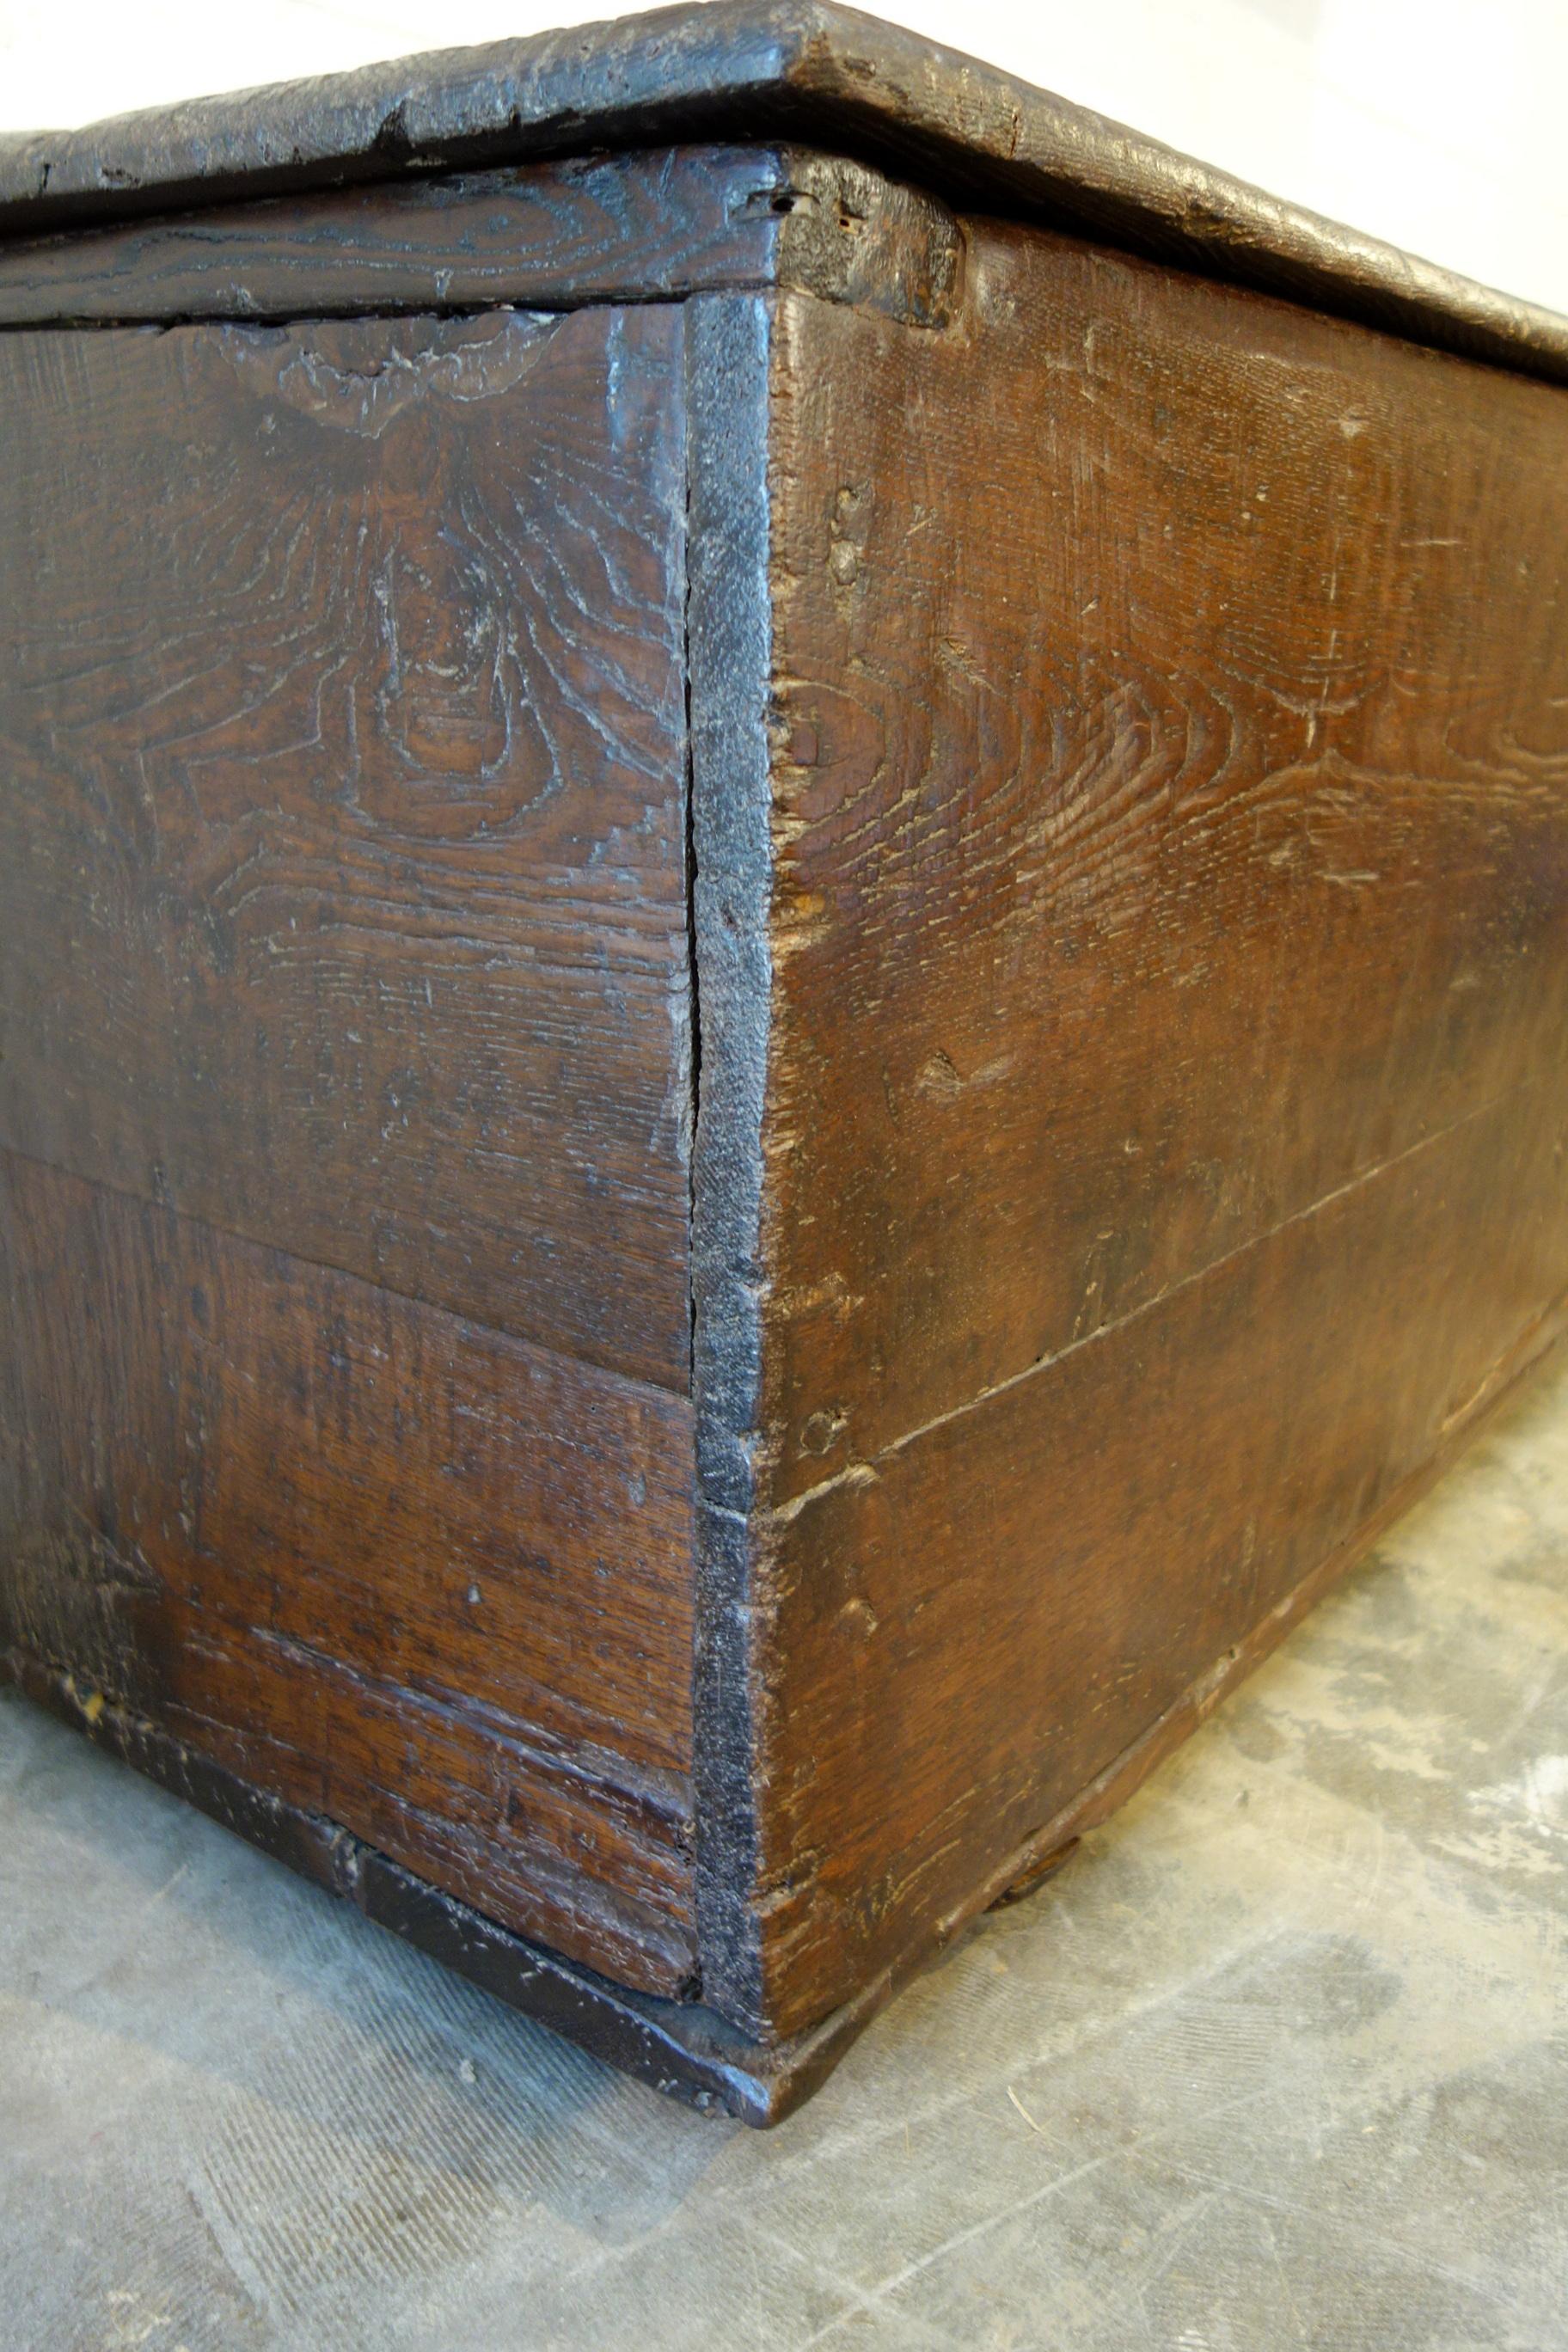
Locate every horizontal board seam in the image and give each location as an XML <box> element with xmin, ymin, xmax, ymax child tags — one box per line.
<box><xmin>252</xmin><ymin>1622</ymin><xmax>694</xmax><ymax>1832</ymax></box>
<box><xmin>0</xmin><ymin>284</ymin><xmax>781</xmax><ymax>332</ymax></box>
<box><xmin>769</xmin><ymin>1076</ymin><xmax>1545</xmax><ymax>1524</ymax></box>
<box><xmin>0</xmin><ymin>1643</ymin><xmax>702</xmax><ymax>1994</ymax></box>
<box><xmin>0</xmin><ymin>1137</ymin><xmax>692</xmax><ymax>1409</ymax></box>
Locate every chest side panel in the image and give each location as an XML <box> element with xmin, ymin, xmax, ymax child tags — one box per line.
<box><xmin>0</xmin><ymin>302</ymin><xmax>699</xmax><ymax>1992</ymax></box>
<box><xmin>734</xmin><ymin>230</ymin><xmax>1568</xmax><ymax>2037</ymax></box>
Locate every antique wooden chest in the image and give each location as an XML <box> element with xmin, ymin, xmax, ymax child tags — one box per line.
<box><xmin>3</xmin><ymin>2</ymin><xmax>1566</xmax><ymax>2122</ymax></box>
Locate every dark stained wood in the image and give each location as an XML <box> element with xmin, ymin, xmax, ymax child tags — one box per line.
<box><xmin>1</xmin><ymin>3</ymin><xmax>1565</xmax><ymax>384</ymax></box>
<box><xmin>684</xmin><ymin>291</ymin><xmax>781</xmax><ymax>2008</ymax></box>
<box><xmin>1</xmin><ymin>1650</ymin><xmax>874</xmax><ymax>2127</ymax></box>
<box><xmin>695</xmin><ymin>224</ymin><xmax>1568</xmax><ymax>2040</ymax></box>
<box><xmin>744</xmin><ymin>1092</ymin><xmax>1568</xmax><ymax>2034</ymax></box>
<box><xmin>3</xmin><ymin>73</ymin><xmax>1567</xmax><ymax>2115</ymax></box>
<box><xmin>0</xmin><ymin>147</ymin><xmax>786</xmax><ymax>324</ymax></box>
<box><xmin>0</xmin><ymin>1148</ymin><xmax>698</xmax><ymax>1991</ymax></box>
<box><xmin>762</xmin><ymin>238</ymin><xmax>1568</xmax><ymax>1486</ymax></box>
<box><xmin>0</xmin><ymin>301</ymin><xmax>692</xmax><ymax>1390</ymax></box>
<box><xmin>0</xmin><ymin>145</ymin><xmax>959</xmax><ymax>330</ymax></box>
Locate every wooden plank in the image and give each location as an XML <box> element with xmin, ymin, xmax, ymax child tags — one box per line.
<box><xmin>0</xmin><ymin>148</ymin><xmax>782</xmax><ymax>323</ymax></box>
<box><xmin>0</xmin><ymin>301</ymin><xmax>692</xmax><ymax>1390</ymax></box>
<box><xmin>0</xmin><ymin>1148</ymin><xmax>699</xmax><ymax>1992</ymax></box>
<box><xmin>0</xmin><ymin>146</ymin><xmax>960</xmax><ymax>329</ymax></box>
<box><xmin>760</xmin><ymin>237</ymin><xmax>1568</xmax><ymax>1485</ymax></box>
<box><xmin>1</xmin><ymin>5</ymin><xmax>1565</xmax><ymax>387</ymax></box>
<box><xmin>699</xmin><ymin>224</ymin><xmax>1568</xmax><ymax>2038</ymax></box>
<box><xmin>0</xmin><ymin>1649</ymin><xmax>865</xmax><ymax>2125</ymax></box>
<box><xmin>747</xmin><ymin>1092</ymin><xmax>1568</xmax><ymax>2033</ymax></box>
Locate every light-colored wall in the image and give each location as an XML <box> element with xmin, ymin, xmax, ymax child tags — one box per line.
<box><xmin>3</xmin><ymin>0</ymin><xmax>1565</xmax><ymax>314</ymax></box>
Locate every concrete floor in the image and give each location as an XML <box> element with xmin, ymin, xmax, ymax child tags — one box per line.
<box><xmin>4</xmin><ymin>1364</ymin><xmax>1568</xmax><ymax>2352</ymax></box>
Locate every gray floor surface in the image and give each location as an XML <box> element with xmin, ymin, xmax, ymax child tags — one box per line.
<box><xmin>3</xmin><ymin>1357</ymin><xmax>1568</xmax><ymax>2351</ymax></box>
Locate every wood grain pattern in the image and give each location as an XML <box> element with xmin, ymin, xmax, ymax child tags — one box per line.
<box><xmin>0</xmin><ymin>1148</ymin><xmax>698</xmax><ymax>1991</ymax></box>
<box><xmin>5</xmin><ymin>119</ymin><xmax>1568</xmax><ymax>2101</ymax></box>
<box><xmin>698</xmin><ymin>224</ymin><xmax>1568</xmax><ymax>2039</ymax></box>
<box><xmin>1</xmin><ymin>1644</ymin><xmax>864</xmax><ymax>2125</ymax></box>
<box><xmin>2</xmin><ymin>2</ymin><xmax>1565</xmax><ymax>385</ymax></box>
<box><xmin>746</xmin><ymin>1093</ymin><xmax>1568</xmax><ymax>2033</ymax></box>
<box><xmin>0</xmin><ymin>145</ymin><xmax>959</xmax><ymax>330</ymax></box>
<box><xmin>0</xmin><ymin>147</ymin><xmax>783</xmax><ymax>324</ymax></box>
<box><xmin>0</xmin><ymin>301</ymin><xmax>692</xmax><ymax>1390</ymax></box>
<box><xmin>762</xmin><ymin>242</ymin><xmax>1568</xmax><ymax>1484</ymax></box>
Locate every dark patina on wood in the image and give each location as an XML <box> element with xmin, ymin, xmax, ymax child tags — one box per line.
<box><xmin>715</xmin><ymin>229</ymin><xmax>1568</xmax><ymax>2037</ymax></box>
<box><xmin>0</xmin><ymin>145</ymin><xmax>960</xmax><ymax>329</ymax></box>
<box><xmin>2</xmin><ymin>1</ymin><xmax>1566</xmax><ymax>383</ymax></box>
<box><xmin>3</xmin><ymin>7</ymin><xmax>1567</xmax><ymax>2121</ymax></box>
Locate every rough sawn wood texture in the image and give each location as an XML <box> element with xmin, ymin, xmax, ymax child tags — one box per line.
<box><xmin>2</xmin><ymin>5</ymin><xmax>1566</xmax><ymax>2120</ymax></box>
<box><xmin>0</xmin><ymin>293</ymin><xmax>703</xmax><ymax>1994</ymax></box>
<box><xmin>3</xmin><ymin>1</ymin><xmax>1567</xmax><ymax>383</ymax></box>
<box><xmin>689</xmin><ymin>223</ymin><xmax>1568</xmax><ymax>2045</ymax></box>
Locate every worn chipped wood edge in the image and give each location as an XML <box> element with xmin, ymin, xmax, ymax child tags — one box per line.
<box><xmin>6</xmin><ymin>1320</ymin><xmax>1559</xmax><ymax>2118</ymax></box>
<box><xmin>683</xmin><ymin>289</ymin><xmax>777</xmax><ymax>2029</ymax></box>
<box><xmin>0</xmin><ymin>1645</ymin><xmax>861</xmax><ymax>2127</ymax></box>
<box><xmin>0</xmin><ymin>1</ymin><xmax>1564</xmax><ymax>382</ymax></box>
<box><xmin>0</xmin><ymin>144</ymin><xmax>961</xmax><ymax>330</ymax></box>
<box><xmin>683</xmin><ymin>266</ymin><xmax>1568</xmax><ymax>2029</ymax></box>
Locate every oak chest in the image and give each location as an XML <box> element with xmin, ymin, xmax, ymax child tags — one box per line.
<box><xmin>3</xmin><ymin>2</ymin><xmax>1567</xmax><ymax>2122</ymax></box>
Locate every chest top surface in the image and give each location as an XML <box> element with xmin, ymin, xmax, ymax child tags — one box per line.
<box><xmin>1</xmin><ymin>0</ymin><xmax>1566</xmax><ymax>388</ymax></box>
